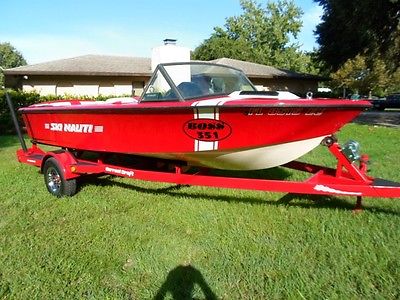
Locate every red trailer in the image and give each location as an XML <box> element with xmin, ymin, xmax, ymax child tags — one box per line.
<box><xmin>15</xmin><ymin>137</ymin><xmax>400</xmax><ymax>212</ymax></box>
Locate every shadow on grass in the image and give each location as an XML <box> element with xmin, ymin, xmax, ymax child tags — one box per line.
<box><xmin>209</xmin><ymin>167</ymin><xmax>292</xmax><ymax>180</ymax></box>
<box><xmin>154</xmin><ymin>265</ymin><xmax>217</xmax><ymax>300</ymax></box>
<box><xmin>0</xmin><ymin>135</ymin><xmax>20</xmax><ymax>150</ymax></box>
<box><xmin>79</xmin><ymin>176</ymin><xmax>400</xmax><ymax>216</ymax></box>
<box><xmin>0</xmin><ymin>273</ymin><xmax>11</xmax><ymax>299</ymax></box>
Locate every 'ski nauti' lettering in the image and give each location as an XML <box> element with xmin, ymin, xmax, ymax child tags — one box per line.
<box><xmin>48</xmin><ymin>123</ymin><xmax>95</xmax><ymax>133</ymax></box>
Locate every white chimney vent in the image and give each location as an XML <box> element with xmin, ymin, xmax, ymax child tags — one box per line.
<box><xmin>163</xmin><ymin>38</ymin><xmax>177</xmax><ymax>45</ymax></box>
<box><xmin>151</xmin><ymin>39</ymin><xmax>191</xmax><ymax>71</ymax></box>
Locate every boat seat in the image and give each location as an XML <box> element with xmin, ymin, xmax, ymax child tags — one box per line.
<box><xmin>177</xmin><ymin>82</ymin><xmax>203</xmax><ymax>98</ymax></box>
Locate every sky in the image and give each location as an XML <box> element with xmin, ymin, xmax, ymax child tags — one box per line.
<box><xmin>1</xmin><ymin>0</ymin><xmax>323</xmax><ymax>65</ymax></box>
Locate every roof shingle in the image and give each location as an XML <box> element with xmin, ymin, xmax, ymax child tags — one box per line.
<box><xmin>4</xmin><ymin>55</ymin><xmax>322</xmax><ymax>80</ymax></box>
<box><xmin>4</xmin><ymin>55</ymin><xmax>151</xmax><ymax>76</ymax></box>
<box><xmin>211</xmin><ymin>58</ymin><xmax>321</xmax><ymax>79</ymax></box>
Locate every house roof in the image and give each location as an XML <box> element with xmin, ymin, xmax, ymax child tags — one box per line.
<box><xmin>211</xmin><ymin>58</ymin><xmax>322</xmax><ymax>80</ymax></box>
<box><xmin>4</xmin><ymin>55</ymin><xmax>151</xmax><ymax>77</ymax></box>
<box><xmin>4</xmin><ymin>55</ymin><xmax>322</xmax><ymax>80</ymax></box>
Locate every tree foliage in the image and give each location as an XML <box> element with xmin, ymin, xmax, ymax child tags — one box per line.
<box><xmin>315</xmin><ymin>0</ymin><xmax>400</xmax><ymax>95</ymax></box>
<box><xmin>0</xmin><ymin>42</ymin><xmax>27</xmax><ymax>87</ymax></box>
<box><xmin>315</xmin><ymin>0</ymin><xmax>400</xmax><ymax>72</ymax></box>
<box><xmin>192</xmin><ymin>0</ymin><xmax>318</xmax><ymax>73</ymax></box>
<box><xmin>330</xmin><ymin>55</ymin><xmax>390</xmax><ymax>96</ymax></box>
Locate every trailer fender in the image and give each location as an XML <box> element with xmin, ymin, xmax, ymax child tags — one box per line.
<box><xmin>41</xmin><ymin>150</ymin><xmax>80</xmax><ymax>180</ymax></box>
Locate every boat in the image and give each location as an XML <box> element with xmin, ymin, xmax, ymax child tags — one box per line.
<box><xmin>9</xmin><ymin>62</ymin><xmax>400</xmax><ymax>204</ymax></box>
<box><xmin>19</xmin><ymin>61</ymin><xmax>370</xmax><ymax>170</ymax></box>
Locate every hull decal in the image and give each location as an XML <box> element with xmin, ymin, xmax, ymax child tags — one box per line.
<box><xmin>314</xmin><ymin>184</ymin><xmax>362</xmax><ymax>196</ymax></box>
<box><xmin>43</xmin><ymin>122</ymin><xmax>103</xmax><ymax>134</ymax></box>
<box><xmin>94</xmin><ymin>126</ymin><xmax>104</xmax><ymax>133</ymax></box>
<box><xmin>192</xmin><ymin>100</ymin><xmax>228</xmax><ymax>152</ymax></box>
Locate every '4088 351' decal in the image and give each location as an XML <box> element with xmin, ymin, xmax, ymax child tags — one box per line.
<box><xmin>183</xmin><ymin>119</ymin><xmax>232</xmax><ymax>142</ymax></box>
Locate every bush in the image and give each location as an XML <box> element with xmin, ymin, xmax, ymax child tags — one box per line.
<box><xmin>0</xmin><ymin>90</ymin><xmax>130</xmax><ymax>134</ymax></box>
<box><xmin>0</xmin><ymin>89</ymin><xmax>41</xmax><ymax>134</ymax></box>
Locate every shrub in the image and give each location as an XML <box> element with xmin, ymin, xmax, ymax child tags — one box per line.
<box><xmin>0</xmin><ymin>90</ymin><xmax>130</xmax><ymax>134</ymax></box>
<box><xmin>0</xmin><ymin>89</ymin><xmax>41</xmax><ymax>134</ymax></box>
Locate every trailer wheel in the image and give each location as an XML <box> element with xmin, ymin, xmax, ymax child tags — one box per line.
<box><xmin>43</xmin><ymin>157</ymin><xmax>77</xmax><ymax>197</ymax></box>
<box><xmin>321</xmin><ymin>136</ymin><xmax>337</xmax><ymax>147</ymax></box>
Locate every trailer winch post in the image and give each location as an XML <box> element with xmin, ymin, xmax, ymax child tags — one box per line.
<box><xmin>5</xmin><ymin>92</ymin><xmax>28</xmax><ymax>152</ymax></box>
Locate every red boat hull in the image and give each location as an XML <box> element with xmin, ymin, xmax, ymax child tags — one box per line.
<box><xmin>20</xmin><ymin>97</ymin><xmax>370</xmax><ymax>169</ymax></box>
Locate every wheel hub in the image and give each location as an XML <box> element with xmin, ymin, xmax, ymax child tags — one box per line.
<box><xmin>47</xmin><ymin>166</ymin><xmax>61</xmax><ymax>193</ymax></box>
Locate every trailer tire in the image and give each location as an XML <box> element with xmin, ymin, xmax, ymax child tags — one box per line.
<box><xmin>43</xmin><ymin>157</ymin><xmax>77</xmax><ymax>197</ymax></box>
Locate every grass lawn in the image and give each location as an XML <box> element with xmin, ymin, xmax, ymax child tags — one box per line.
<box><xmin>0</xmin><ymin>124</ymin><xmax>400</xmax><ymax>299</ymax></box>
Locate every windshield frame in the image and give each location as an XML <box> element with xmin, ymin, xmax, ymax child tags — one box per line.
<box><xmin>140</xmin><ymin>61</ymin><xmax>257</xmax><ymax>102</ymax></box>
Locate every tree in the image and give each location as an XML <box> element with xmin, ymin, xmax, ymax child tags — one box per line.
<box><xmin>0</xmin><ymin>42</ymin><xmax>27</xmax><ymax>87</ymax></box>
<box><xmin>330</xmin><ymin>55</ymin><xmax>390</xmax><ymax>96</ymax></box>
<box><xmin>314</xmin><ymin>0</ymin><xmax>400</xmax><ymax>72</ymax></box>
<box><xmin>387</xmin><ymin>68</ymin><xmax>400</xmax><ymax>93</ymax></box>
<box><xmin>192</xmin><ymin>0</ymin><xmax>318</xmax><ymax>73</ymax></box>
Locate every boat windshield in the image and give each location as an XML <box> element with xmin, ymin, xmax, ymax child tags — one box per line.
<box><xmin>141</xmin><ymin>62</ymin><xmax>256</xmax><ymax>101</ymax></box>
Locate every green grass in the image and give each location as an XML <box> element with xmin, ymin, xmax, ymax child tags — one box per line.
<box><xmin>1</xmin><ymin>124</ymin><xmax>400</xmax><ymax>299</ymax></box>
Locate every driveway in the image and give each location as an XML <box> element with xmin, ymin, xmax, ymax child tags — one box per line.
<box><xmin>353</xmin><ymin>110</ymin><xmax>400</xmax><ymax>128</ymax></box>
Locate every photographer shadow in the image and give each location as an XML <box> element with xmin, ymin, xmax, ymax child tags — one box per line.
<box><xmin>154</xmin><ymin>265</ymin><xmax>217</xmax><ymax>300</ymax></box>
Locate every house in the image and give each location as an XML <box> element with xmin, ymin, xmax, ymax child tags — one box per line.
<box><xmin>4</xmin><ymin>49</ymin><xmax>322</xmax><ymax>97</ymax></box>
<box><xmin>210</xmin><ymin>58</ymin><xmax>322</xmax><ymax>94</ymax></box>
<box><xmin>4</xmin><ymin>55</ymin><xmax>151</xmax><ymax>96</ymax></box>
